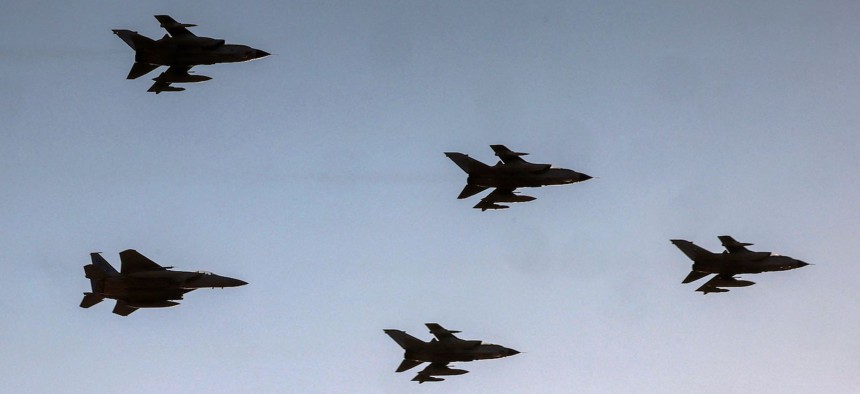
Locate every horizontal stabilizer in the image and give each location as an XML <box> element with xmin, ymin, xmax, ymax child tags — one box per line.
<box><xmin>396</xmin><ymin>359</ymin><xmax>423</xmax><ymax>373</ymax></box>
<box><xmin>682</xmin><ymin>270</ymin><xmax>709</xmax><ymax>284</ymax></box>
<box><xmin>457</xmin><ymin>184</ymin><xmax>488</xmax><ymax>199</ymax></box>
<box><xmin>112</xmin><ymin>300</ymin><xmax>138</xmax><ymax>316</ymax></box>
<box><xmin>127</xmin><ymin>62</ymin><xmax>159</xmax><ymax>80</ymax></box>
<box><xmin>80</xmin><ymin>293</ymin><xmax>104</xmax><ymax>308</ymax></box>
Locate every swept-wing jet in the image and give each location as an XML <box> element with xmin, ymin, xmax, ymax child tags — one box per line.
<box><xmin>383</xmin><ymin>323</ymin><xmax>519</xmax><ymax>383</ymax></box>
<box><xmin>671</xmin><ymin>236</ymin><xmax>809</xmax><ymax>294</ymax></box>
<box><xmin>80</xmin><ymin>250</ymin><xmax>247</xmax><ymax>316</ymax></box>
<box><xmin>112</xmin><ymin>15</ymin><xmax>269</xmax><ymax>93</ymax></box>
<box><xmin>444</xmin><ymin>144</ymin><xmax>592</xmax><ymax>210</ymax></box>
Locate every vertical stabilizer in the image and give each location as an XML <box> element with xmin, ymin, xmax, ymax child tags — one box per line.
<box><xmin>384</xmin><ymin>329</ymin><xmax>425</xmax><ymax>351</ymax></box>
<box><xmin>670</xmin><ymin>240</ymin><xmax>714</xmax><ymax>261</ymax></box>
<box><xmin>444</xmin><ymin>152</ymin><xmax>490</xmax><ymax>174</ymax></box>
<box><xmin>89</xmin><ymin>253</ymin><xmax>119</xmax><ymax>276</ymax></box>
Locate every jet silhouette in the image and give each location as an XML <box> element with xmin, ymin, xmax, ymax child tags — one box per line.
<box><xmin>384</xmin><ymin>323</ymin><xmax>519</xmax><ymax>383</ymax></box>
<box><xmin>671</xmin><ymin>236</ymin><xmax>809</xmax><ymax>294</ymax></box>
<box><xmin>112</xmin><ymin>15</ymin><xmax>269</xmax><ymax>93</ymax></box>
<box><xmin>445</xmin><ymin>144</ymin><xmax>591</xmax><ymax>210</ymax></box>
<box><xmin>81</xmin><ymin>249</ymin><xmax>247</xmax><ymax>316</ymax></box>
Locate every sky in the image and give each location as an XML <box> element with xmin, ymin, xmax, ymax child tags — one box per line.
<box><xmin>1</xmin><ymin>1</ymin><xmax>859</xmax><ymax>393</ymax></box>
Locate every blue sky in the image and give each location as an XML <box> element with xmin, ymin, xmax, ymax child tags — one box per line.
<box><xmin>1</xmin><ymin>1</ymin><xmax>859</xmax><ymax>393</ymax></box>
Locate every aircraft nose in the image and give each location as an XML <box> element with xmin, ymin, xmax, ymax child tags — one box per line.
<box><xmin>507</xmin><ymin>348</ymin><xmax>520</xmax><ymax>356</ymax></box>
<box><xmin>254</xmin><ymin>49</ymin><xmax>270</xmax><ymax>59</ymax></box>
<box><xmin>231</xmin><ymin>278</ymin><xmax>249</xmax><ymax>287</ymax></box>
<box><xmin>579</xmin><ymin>173</ymin><xmax>593</xmax><ymax>181</ymax></box>
<box><xmin>220</xmin><ymin>277</ymin><xmax>248</xmax><ymax>287</ymax></box>
<box><xmin>796</xmin><ymin>261</ymin><xmax>810</xmax><ymax>268</ymax></box>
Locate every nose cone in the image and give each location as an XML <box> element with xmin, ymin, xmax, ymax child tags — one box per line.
<box><xmin>253</xmin><ymin>49</ymin><xmax>270</xmax><ymax>59</ymax></box>
<box><xmin>226</xmin><ymin>277</ymin><xmax>248</xmax><ymax>287</ymax></box>
<box><xmin>796</xmin><ymin>261</ymin><xmax>810</xmax><ymax>268</ymax></box>
<box><xmin>505</xmin><ymin>348</ymin><xmax>520</xmax><ymax>356</ymax></box>
<box><xmin>579</xmin><ymin>173</ymin><xmax>593</xmax><ymax>182</ymax></box>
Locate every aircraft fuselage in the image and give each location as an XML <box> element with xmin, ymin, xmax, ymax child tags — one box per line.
<box><xmin>692</xmin><ymin>254</ymin><xmax>808</xmax><ymax>276</ymax></box>
<box><xmin>92</xmin><ymin>270</ymin><xmax>246</xmax><ymax>306</ymax></box>
<box><xmin>404</xmin><ymin>344</ymin><xmax>519</xmax><ymax>364</ymax></box>
<box><xmin>467</xmin><ymin>167</ymin><xmax>590</xmax><ymax>189</ymax></box>
<box><xmin>136</xmin><ymin>37</ymin><xmax>269</xmax><ymax>66</ymax></box>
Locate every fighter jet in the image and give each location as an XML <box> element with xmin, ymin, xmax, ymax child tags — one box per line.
<box><xmin>383</xmin><ymin>323</ymin><xmax>519</xmax><ymax>383</ymax></box>
<box><xmin>112</xmin><ymin>15</ymin><xmax>269</xmax><ymax>93</ymax></box>
<box><xmin>444</xmin><ymin>145</ymin><xmax>592</xmax><ymax>210</ymax></box>
<box><xmin>80</xmin><ymin>249</ymin><xmax>247</xmax><ymax>316</ymax></box>
<box><xmin>671</xmin><ymin>236</ymin><xmax>809</xmax><ymax>294</ymax></box>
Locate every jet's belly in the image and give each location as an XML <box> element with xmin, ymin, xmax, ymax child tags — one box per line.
<box><xmin>468</xmin><ymin>175</ymin><xmax>541</xmax><ymax>189</ymax></box>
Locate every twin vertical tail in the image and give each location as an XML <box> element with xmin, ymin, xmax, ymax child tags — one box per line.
<box><xmin>80</xmin><ymin>253</ymin><xmax>119</xmax><ymax>309</ymax></box>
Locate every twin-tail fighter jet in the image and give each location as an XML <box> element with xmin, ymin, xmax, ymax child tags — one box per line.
<box><xmin>383</xmin><ymin>323</ymin><xmax>519</xmax><ymax>383</ymax></box>
<box><xmin>444</xmin><ymin>145</ymin><xmax>592</xmax><ymax>210</ymax></box>
<box><xmin>112</xmin><ymin>15</ymin><xmax>269</xmax><ymax>93</ymax></box>
<box><xmin>80</xmin><ymin>249</ymin><xmax>247</xmax><ymax>316</ymax></box>
<box><xmin>671</xmin><ymin>236</ymin><xmax>809</xmax><ymax>294</ymax></box>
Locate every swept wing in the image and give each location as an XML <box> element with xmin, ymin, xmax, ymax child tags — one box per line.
<box><xmin>154</xmin><ymin>15</ymin><xmax>197</xmax><ymax>37</ymax></box>
<box><xmin>695</xmin><ymin>275</ymin><xmax>756</xmax><ymax>294</ymax></box>
<box><xmin>119</xmin><ymin>249</ymin><xmax>169</xmax><ymax>274</ymax></box>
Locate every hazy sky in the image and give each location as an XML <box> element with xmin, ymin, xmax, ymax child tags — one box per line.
<box><xmin>2</xmin><ymin>1</ymin><xmax>859</xmax><ymax>393</ymax></box>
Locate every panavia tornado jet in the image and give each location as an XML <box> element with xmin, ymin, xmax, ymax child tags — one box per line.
<box><xmin>383</xmin><ymin>323</ymin><xmax>519</xmax><ymax>383</ymax></box>
<box><xmin>671</xmin><ymin>236</ymin><xmax>809</xmax><ymax>294</ymax></box>
<box><xmin>444</xmin><ymin>145</ymin><xmax>592</xmax><ymax>210</ymax></box>
<box><xmin>80</xmin><ymin>249</ymin><xmax>247</xmax><ymax>316</ymax></box>
<box><xmin>112</xmin><ymin>15</ymin><xmax>269</xmax><ymax>93</ymax></box>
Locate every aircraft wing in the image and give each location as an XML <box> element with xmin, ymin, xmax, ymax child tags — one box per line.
<box><xmin>412</xmin><ymin>362</ymin><xmax>465</xmax><ymax>384</ymax></box>
<box><xmin>694</xmin><ymin>275</ymin><xmax>755</xmax><ymax>294</ymax></box>
<box><xmin>718</xmin><ymin>235</ymin><xmax>754</xmax><ymax>253</ymax></box>
<box><xmin>695</xmin><ymin>276</ymin><xmax>730</xmax><ymax>294</ymax></box>
<box><xmin>426</xmin><ymin>323</ymin><xmax>462</xmax><ymax>341</ymax></box>
<box><xmin>490</xmin><ymin>145</ymin><xmax>528</xmax><ymax>164</ymax></box>
<box><xmin>147</xmin><ymin>66</ymin><xmax>192</xmax><ymax>94</ymax></box>
<box><xmin>154</xmin><ymin>15</ymin><xmax>196</xmax><ymax>37</ymax></box>
<box><xmin>119</xmin><ymin>249</ymin><xmax>165</xmax><ymax>274</ymax></box>
<box><xmin>473</xmin><ymin>187</ymin><xmax>535</xmax><ymax>211</ymax></box>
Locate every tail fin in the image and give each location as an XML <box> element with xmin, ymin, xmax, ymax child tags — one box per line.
<box><xmin>444</xmin><ymin>153</ymin><xmax>490</xmax><ymax>174</ymax></box>
<box><xmin>384</xmin><ymin>329</ymin><xmax>425</xmax><ymax>351</ymax></box>
<box><xmin>670</xmin><ymin>240</ymin><xmax>714</xmax><ymax>261</ymax></box>
<box><xmin>89</xmin><ymin>253</ymin><xmax>119</xmax><ymax>276</ymax></box>
<box><xmin>84</xmin><ymin>253</ymin><xmax>118</xmax><ymax>294</ymax></box>
<box><xmin>80</xmin><ymin>293</ymin><xmax>104</xmax><ymax>308</ymax></box>
<box><xmin>112</xmin><ymin>29</ymin><xmax>154</xmax><ymax>50</ymax></box>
